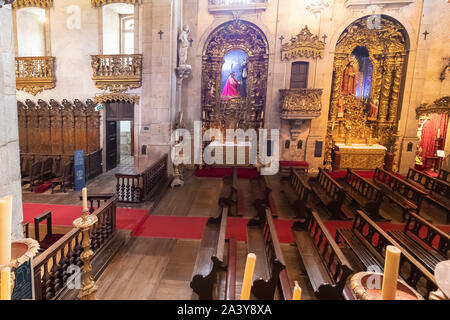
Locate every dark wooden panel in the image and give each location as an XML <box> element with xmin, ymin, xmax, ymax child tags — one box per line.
<box><xmin>290</xmin><ymin>62</ymin><xmax>309</xmax><ymax>89</ymax></box>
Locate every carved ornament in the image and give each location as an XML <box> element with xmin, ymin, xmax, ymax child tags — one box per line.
<box><xmin>12</xmin><ymin>0</ymin><xmax>52</xmax><ymax>8</ymax></box>
<box><xmin>91</xmin><ymin>0</ymin><xmax>141</xmax><ymax>8</ymax></box>
<box><xmin>281</xmin><ymin>26</ymin><xmax>325</xmax><ymax>60</ymax></box>
<box><xmin>280</xmin><ymin>89</ymin><xmax>322</xmax><ymax>119</ymax></box>
<box><xmin>416</xmin><ymin>96</ymin><xmax>450</xmax><ymax>118</ymax></box>
<box><xmin>93</xmin><ymin>93</ymin><xmax>140</xmax><ymax>104</ymax></box>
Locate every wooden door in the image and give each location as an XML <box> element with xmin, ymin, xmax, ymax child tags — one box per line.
<box><xmin>106</xmin><ymin>121</ymin><xmax>118</xmax><ymax>171</ymax></box>
<box><xmin>290</xmin><ymin>62</ymin><xmax>309</xmax><ymax>89</ymax></box>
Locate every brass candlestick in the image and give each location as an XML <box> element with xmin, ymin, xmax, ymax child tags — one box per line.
<box><xmin>73</xmin><ymin>208</ymin><xmax>98</xmax><ymax>300</ymax></box>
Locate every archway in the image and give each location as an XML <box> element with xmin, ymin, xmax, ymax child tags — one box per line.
<box><xmin>325</xmin><ymin>15</ymin><xmax>410</xmax><ymax>171</ymax></box>
<box><xmin>201</xmin><ymin>20</ymin><xmax>269</xmax><ymax>134</ymax></box>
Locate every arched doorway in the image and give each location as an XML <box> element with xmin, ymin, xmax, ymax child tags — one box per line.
<box><xmin>201</xmin><ymin>20</ymin><xmax>269</xmax><ymax>135</ymax></box>
<box><xmin>325</xmin><ymin>15</ymin><xmax>410</xmax><ymax>171</ymax></box>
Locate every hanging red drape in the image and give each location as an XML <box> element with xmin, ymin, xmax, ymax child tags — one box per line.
<box><xmin>419</xmin><ymin>113</ymin><xmax>449</xmax><ymax>164</ymax></box>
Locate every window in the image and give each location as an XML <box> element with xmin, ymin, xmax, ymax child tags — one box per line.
<box><xmin>121</xmin><ymin>15</ymin><xmax>134</xmax><ymax>54</ymax></box>
<box><xmin>290</xmin><ymin>62</ymin><xmax>309</xmax><ymax>89</ymax></box>
<box><xmin>16</xmin><ymin>8</ymin><xmax>46</xmax><ymax>57</ymax></box>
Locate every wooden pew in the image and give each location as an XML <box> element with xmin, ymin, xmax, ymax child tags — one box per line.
<box><xmin>280</xmin><ymin>169</ymin><xmax>311</xmax><ymax>219</ymax></box>
<box><xmin>249</xmin><ymin>176</ymin><xmax>272</xmax><ymax>220</ymax></box>
<box><xmin>372</xmin><ymin>167</ymin><xmax>427</xmax><ymax>221</ymax></box>
<box><xmin>388</xmin><ymin>211</ymin><xmax>449</xmax><ymax>273</ymax></box>
<box><xmin>309</xmin><ymin>168</ymin><xmax>349</xmax><ymax>220</ymax></box>
<box><xmin>438</xmin><ymin>168</ymin><xmax>450</xmax><ymax>183</ymax></box>
<box><xmin>341</xmin><ymin>169</ymin><xmax>387</xmax><ymax>222</ymax></box>
<box><xmin>291</xmin><ymin>208</ymin><xmax>353</xmax><ymax>300</ymax></box>
<box><xmin>336</xmin><ymin>210</ymin><xmax>439</xmax><ymax>299</ymax></box>
<box><xmin>247</xmin><ymin>203</ymin><xmax>292</xmax><ymax>300</ymax></box>
<box><xmin>406</xmin><ymin>168</ymin><xmax>450</xmax><ymax>223</ymax></box>
<box><xmin>190</xmin><ymin>203</ymin><xmax>230</xmax><ymax>300</ymax></box>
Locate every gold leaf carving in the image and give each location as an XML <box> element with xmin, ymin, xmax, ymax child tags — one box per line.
<box><xmin>281</xmin><ymin>26</ymin><xmax>325</xmax><ymax>60</ymax></box>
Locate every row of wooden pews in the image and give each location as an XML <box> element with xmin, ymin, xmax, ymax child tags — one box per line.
<box><xmin>280</xmin><ymin>169</ymin><xmax>311</xmax><ymax>219</ymax></box>
<box><xmin>336</xmin><ymin>210</ymin><xmax>439</xmax><ymax>299</ymax></box>
<box><xmin>406</xmin><ymin>168</ymin><xmax>450</xmax><ymax>224</ymax></box>
<box><xmin>190</xmin><ymin>177</ymin><xmax>236</xmax><ymax>300</ymax></box>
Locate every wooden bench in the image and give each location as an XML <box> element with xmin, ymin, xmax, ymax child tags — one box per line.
<box><xmin>247</xmin><ymin>203</ymin><xmax>291</xmax><ymax>300</ymax></box>
<box><xmin>190</xmin><ymin>201</ymin><xmax>236</xmax><ymax>300</ymax></box>
<box><xmin>22</xmin><ymin>160</ymin><xmax>43</xmax><ymax>191</ymax></box>
<box><xmin>34</xmin><ymin>211</ymin><xmax>65</xmax><ymax>253</ymax></box>
<box><xmin>372</xmin><ymin>167</ymin><xmax>427</xmax><ymax>221</ymax></box>
<box><xmin>406</xmin><ymin>168</ymin><xmax>450</xmax><ymax>223</ymax></box>
<box><xmin>280</xmin><ymin>169</ymin><xmax>311</xmax><ymax>219</ymax></box>
<box><xmin>341</xmin><ymin>169</ymin><xmax>387</xmax><ymax>222</ymax></box>
<box><xmin>336</xmin><ymin>210</ymin><xmax>439</xmax><ymax>299</ymax></box>
<box><xmin>249</xmin><ymin>176</ymin><xmax>272</xmax><ymax>220</ymax></box>
<box><xmin>388</xmin><ymin>210</ymin><xmax>449</xmax><ymax>273</ymax></box>
<box><xmin>309</xmin><ymin>168</ymin><xmax>349</xmax><ymax>220</ymax></box>
<box><xmin>291</xmin><ymin>208</ymin><xmax>353</xmax><ymax>300</ymax></box>
<box><xmin>437</xmin><ymin>168</ymin><xmax>450</xmax><ymax>183</ymax></box>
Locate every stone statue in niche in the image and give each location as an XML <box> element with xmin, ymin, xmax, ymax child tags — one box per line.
<box><xmin>341</xmin><ymin>57</ymin><xmax>358</xmax><ymax>95</ymax></box>
<box><xmin>178</xmin><ymin>25</ymin><xmax>191</xmax><ymax>69</ymax></box>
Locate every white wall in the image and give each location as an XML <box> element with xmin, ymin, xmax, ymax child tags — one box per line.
<box><xmin>102</xmin><ymin>5</ymin><xmax>121</xmax><ymax>54</ymax></box>
<box><xmin>16</xmin><ymin>8</ymin><xmax>46</xmax><ymax>57</ymax></box>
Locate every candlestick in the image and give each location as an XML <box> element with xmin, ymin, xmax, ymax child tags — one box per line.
<box><xmin>240</xmin><ymin>253</ymin><xmax>256</xmax><ymax>300</ymax></box>
<box><xmin>293</xmin><ymin>281</ymin><xmax>302</xmax><ymax>300</ymax></box>
<box><xmin>381</xmin><ymin>245</ymin><xmax>401</xmax><ymax>300</ymax></box>
<box><xmin>0</xmin><ymin>267</ymin><xmax>11</xmax><ymax>300</ymax></box>
<box><xmin>0</xmin><ymin>195</ymin><xmax>12</xmax><ymax>266</ymax></box>
<box><xmin>82</xmin><ymin>187</ymin><xmax>88</xmax><ymax>211</ymax></box>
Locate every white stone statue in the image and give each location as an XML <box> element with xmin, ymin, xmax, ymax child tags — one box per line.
<box><xmin>178</xmin><ymin>25</ymin><xmax>191</xmax><ymax>69</ymax></box>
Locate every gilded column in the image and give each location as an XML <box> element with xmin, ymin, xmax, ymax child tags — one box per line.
<box><xmin>388</xmin><ymin>54</ymin><xmax>404</xmax><ymax>122</ymax></box>
<box><xmin>378</xmin><ymin>56</ymin><xmax>395</xmax><ymax>122</ymax></box>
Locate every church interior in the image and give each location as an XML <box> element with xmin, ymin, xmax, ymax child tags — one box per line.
<box><xmin>0</xmin><ymin>0</ymin><xmax>450</xmax><ymax>302</ymax></box>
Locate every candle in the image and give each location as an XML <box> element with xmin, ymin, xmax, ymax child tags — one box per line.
<box><xmin>0</xmin><ymin>267</ymin><xmax>11</xmax><ymax>300</ymax></box>
<box><xmin>437</xmin><ymin>129</ymin><xmax>440</xmax><ymax>139</ymax></box>
<box><xmin>293</xmin><ymin>281</ymin><xmax>302</xmax><ymax>300</ymax></box>
<box><xmin>261</xmin><ymin>111</ymin><xmax>264</xmax><ymax>120</ymax></box>
<box><xmin>331</xmin><ymin>121</ymin><xmax>335</xmax><ymax>131</ymax></box>
<box><xmin>82</xmin><ymin>187</ymin><xmax>88</xmax><ymax>211</ymax></box>
<box><xmin>0</xmin><ymin>195</ymin><xmax>12</xmax><ymax>266</ymax></box>
<box><xmin>240</xmin><ymin>253</ymin><xmax>256</xmax><ymax>300</ymax></box>
<box><xmin>381</xmin><ymin>245</ymin><xmax>401</xmax><ymax>300</ymax></box>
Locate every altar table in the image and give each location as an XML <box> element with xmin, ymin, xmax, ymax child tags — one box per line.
<box><xmin>333</xmin><ymin>143</ymin><xmax>387</xmax><ymax>170</ymax></box>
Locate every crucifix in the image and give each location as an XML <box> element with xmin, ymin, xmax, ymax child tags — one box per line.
<box><xmin>423</xmin><ymin>30</ymin><xmax>429</xmax><ymax>40</ymax></box>
<box><xmin>189</xmin><ymin>38</ymin><xmax>194</xmax><ymax>47</ymax></box>
<box><xmin>279</xmin><ymin>36</ymin><xmax>285</xmax><ymax>46</ymax></box>
<box><xmin>158</xmin><ymin>30</ymin><xmax>164</xmax><ymax>40</ymax></box>
<box><xmin>322</xmin><ymin>34</ymin><xmax>328</xmax><ymax>44</ymax></box>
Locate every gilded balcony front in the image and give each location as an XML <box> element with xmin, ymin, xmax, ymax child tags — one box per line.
<box><xmin>208</xmin><ymin>0</ymin><xmax>267</xmax><ymax>14</ymax></box>
<box><xmin>15</xmin><ymin>56</ymin><xmax>56</xmax><ymax>96</ymax></box>
<box><xmin>280</xmin><ymin>88</ymin><xmax>323</xmax><ymax>120</ymax></box>
<box><xmin>91</xmin><ymin>54</ymin><xmax>143</xmax><ymax>93</ymax></box>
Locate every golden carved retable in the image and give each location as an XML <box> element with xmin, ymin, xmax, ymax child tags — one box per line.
<box><xmin>333</xmin><ymin>143</ymin><xmax>386</xmax><ymax>170</ymax></box>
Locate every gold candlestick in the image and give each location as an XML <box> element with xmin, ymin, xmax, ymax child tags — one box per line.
<box><xmin>73</xmin><ymin>208</ymin><xmax>98</xmax><ymax>300</ymax></box>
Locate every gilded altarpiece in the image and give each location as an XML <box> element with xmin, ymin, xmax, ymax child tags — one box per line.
<box><xmin>201</xmin><ymin>20</ymin><xmax>269</xmax><ymax>135</ymax></box>
<box><xmin>325</xmin><ymin>16</ymin><xmax>408</xmax><ymax>171</ymax></box>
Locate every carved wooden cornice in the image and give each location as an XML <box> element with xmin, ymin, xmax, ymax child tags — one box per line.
<box><xmin>93</xmin><ymin>93</ymin><xmax>140</xmax><ymax>104</ymax></box>
<box><xmin>12</xmin><ymin>0</ymin><xmax>52</xmax><ymax>9</ymax></box>
<box><xmin>281</xmin><ymin>26</ymin><xmax>325</xmax><ymax>60</ymax></box>
<box><xmin>91</xmin><ymin>0</ymin><xmax>141</xmax><ymax>8</ymax></box>
<box><xmin>15</xmin><ymin>56</ymin><xmax>56</xmax><ymax>95</ymax></box>
<box><xmin>416</xmin><ymin>96</ymin><xmax>450</xmax><ymax>118</ymax></box>
<box><xmin>440</xmin><ymin>58</ymin><xmax>450</xmax><ymax>82</ymax></box>
<box><xmin>91</xmin><ymin>54</ymin><xmax>142</xmax><ymax>93</ymax></box>
<box><xmin>280</xmin><ymin>89</ymin><xmax>323</xmax><ymax>119</ymax></box>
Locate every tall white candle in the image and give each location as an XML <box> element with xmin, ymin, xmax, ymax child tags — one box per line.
<box><xmin>0</xmin><ymin>195</ymin><xmax>12</xmax><ymax>266</ymax></box>
<box><xmin>240</xmin><ymin>253</ymin><xmax>256</xmax><ymax>300</ymax></box>
<box><xmin>82</xmin><ymin>188</ymin><xmax>88</xmax><ymax>211</ymax></box>
<box><xmin>0</xmin><ymin>267</ymin><xmax>11</xmax><ymax>300</ymax></box>
<box><xmin>381</xmin><ymin>245</ymin><xmax>401</xmax><ymax>300</ymax></box>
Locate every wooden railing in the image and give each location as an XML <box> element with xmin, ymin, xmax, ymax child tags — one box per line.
<box><xmin>91</xmin><ymin>54</ymin><xmax>142</xmax><ymax>92</ymax></box>
<box><xmin>115</xmin><ymin>154</ymin><xmax>168</xmax><ymax>203</ymax></box>
<box><xmin>15</xmin><ymin>57</ymin><xmax>56</xmax><ymax>95</ymax></box>
<box><xmin>33</xmin><ymin>194</ymin><xmax>117</xmax><ymax>300</ymax></box>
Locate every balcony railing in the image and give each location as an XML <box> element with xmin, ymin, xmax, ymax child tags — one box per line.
<box><xmin>208</xmin><ymin>0</ymin><xmax>268</xmax><ymax>13</ymax></box>
<box><xmin>91</xmin><ymin>54</ymin><xmax>143</xmax><ymax>93</ymax></box>
<box><xmin>15</xmin><ymin>56</ymin><xmax>56</xmax><ymax>96</ymax></box>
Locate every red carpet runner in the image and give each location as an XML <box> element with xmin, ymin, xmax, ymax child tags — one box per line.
<box><xmin>24</xmin><ymin>204</ymin><xmax>450</xmax><ymax>244</ymax></box>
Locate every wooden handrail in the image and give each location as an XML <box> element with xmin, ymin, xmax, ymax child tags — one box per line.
<box><xmin>376</xmin><ymin>168</ymin><xmax>427</xmax><ymax>195</ymax></box>
<box><xmin>265</xmin><ymin>208</ymin><xmax>284</xmax><ymax>265</ymax></box>
<box><xmin>33</xmin><ymin>195</ymin><xmax>118</xmax><ymax>300</ymax></box>
<box><xmin>115</xmin><ymin>154</ymin><xmax>168</xmax><ymax>203</ymax></box>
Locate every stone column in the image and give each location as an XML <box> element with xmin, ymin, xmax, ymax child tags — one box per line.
<box><xmin>0</xmin><ymin>4</ymin><xmax>24</xmax><ymax>240</ymax></box>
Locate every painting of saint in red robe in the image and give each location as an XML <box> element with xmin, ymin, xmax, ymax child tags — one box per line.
<box><xmin>221</xmin><ymin>72</ymin><xmax>240</xmax><ymax>100</ymax></box>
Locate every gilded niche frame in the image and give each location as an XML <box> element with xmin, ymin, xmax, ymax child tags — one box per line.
<box><xmin>325</xmin><ymin>15</ymin><xmax>409</xmax><ymax>171</ymax></box>
<box><xmin>201</xmin><ymin>20</ymin><xmax>269</xmax><ymax>134</ymax></box>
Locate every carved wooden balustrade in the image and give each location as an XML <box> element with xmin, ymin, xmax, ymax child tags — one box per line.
<box><xmin>116</xmin><ymin>154</ymin><xmax>168</xmax><ymax>203</ymax></box>
<box><xmin>15</xmin><ymin>57</ymin><xmax>56</xmax><ymax>95</ymax></box>
<box><xmin>33</xmin><ymin>194</ymin><xmax>117</xmax><ymax>300</ymax></box>
<box><xmin>208</xmin><ymin>0</ymin><xmax>267</xmax><ymax>13</ymax></box>
<box><xmin>91</xmin><ymin>54</ymin><xmax>143</xmax><ymax>92</ymax></box>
